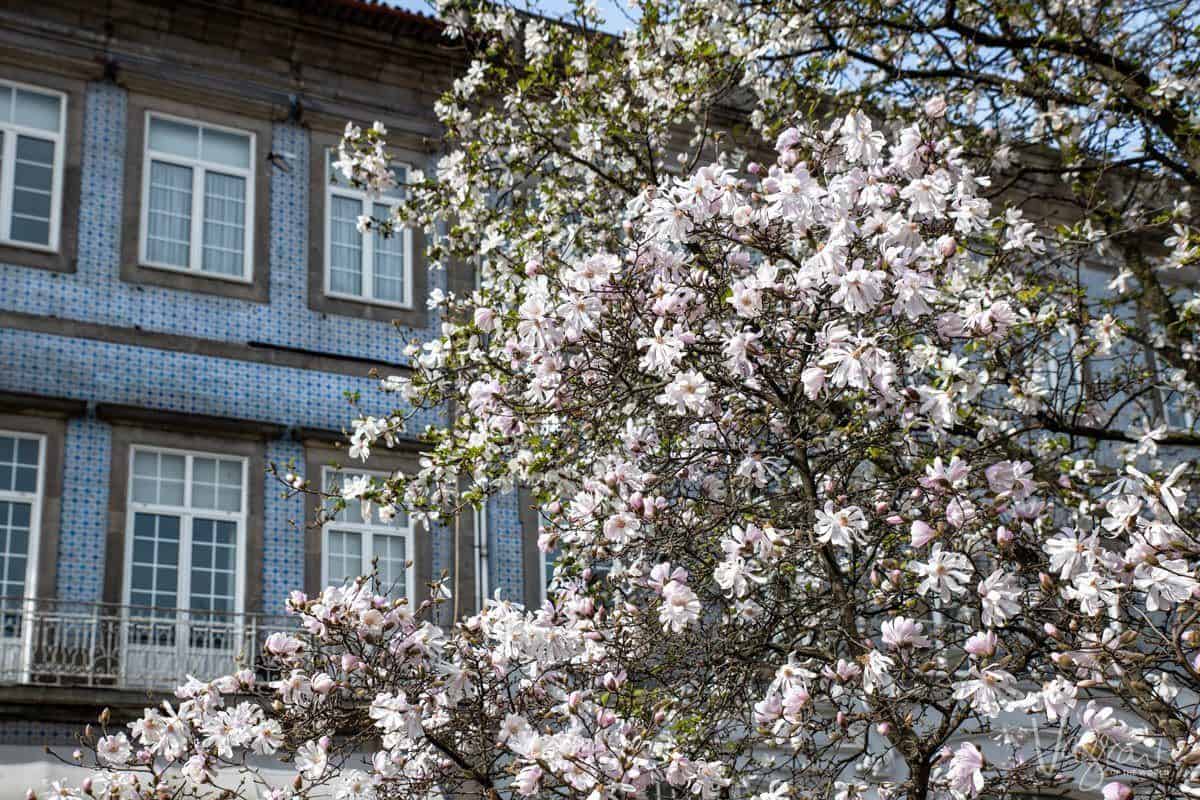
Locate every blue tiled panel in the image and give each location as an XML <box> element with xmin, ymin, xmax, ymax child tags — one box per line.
<box><xmin>0</xmin><ymin>328</ymin><xmax>447</xmax><ymax>604</ymax></box>
<box><xmin>0</xmin><ymin>720</ymin><xmax>81</xmax><ymax>747</ymax></box>
<box><xmin>56</xmin><ymin>418</ymin><xmax>111</xmax><ymax>603</ymax></box>
<box><xmin>0</xmin><ymin>81</ymin><xmax>439</xmax><ymax>363</ymax></box>
<box><xmin>0</xmin><ymin>329</ymin><xmax>448</xmax><ymax>432</ymax></box>
<box><xmin>488</xmin><ymin>491</ymin><xmax>526</xmax><ymax>601</ymax></box>
<box><xmin>263</xmin><ymin>439</ymin><xmax>306</xmax><ymax>615</ymax></box>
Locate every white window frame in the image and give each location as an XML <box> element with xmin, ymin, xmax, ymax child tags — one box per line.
<box><xmin>138</xmin><ymin>111</ymin><xmax>255</xmax><ymax>283</ymax></box>
<box><xmin>0</xmin><ymin>431</ymin><xmax>46</xmax><ymax>602</ymax></box>
<box><xmin>0</xmin><ymin>79</ymin><xmax>66</xmax><ymax>253</ymax></box>
<box><xmin>321</xmin><ymin>467</ymin><xmax>416</xmax><ymax>602</ymax></box>
<box><xmin>122</xmin><ymin>445</ymin><xmax>248</xmax><ymax>615</ymax></box>
<box><xmin>1159</xmin><ymin>385</ymin><xmax>1196</xmax><ymax>432</ymax></box>
<box><xmin>323</xmin><ymin>149</ymin><xmax>414</xmax><ymax>309</ymax></box>
<box><xmin>539</xmin><ymin>514</ymin><xmax>558</xmax><ymax>605</ymax></box>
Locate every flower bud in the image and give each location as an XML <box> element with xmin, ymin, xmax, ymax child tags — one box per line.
<box><xmin>995</xmin><ymin>526</ymin><xmax>1013</xmax><ymax>545</ymax></box>
<box><xmin>1102</xmin><ymin>783</ymin><xmax>1131</xmax><ymax>800</ymax></box>
<box><xmin>473</xmin><ymin>306</ymin><xmax>497</xmax><ymax>332</ymax></box>
<box><xmin>936</xmin><ymin>235</ymin><xmax>956</xmax><ymax>258</ymax></box>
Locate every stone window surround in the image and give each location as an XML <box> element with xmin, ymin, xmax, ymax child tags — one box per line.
<box><xmin>121</xmin><ymin>90</ymin><xmax>273</xmax><ymax>304</ymax></box>
<box><xmin>308</xmin><ymin>128</ymin><xmax>429</xmax><ymax>328</ymax></box>
<box><xmin>102</xmin><ymin>424</ymin><xmax>267</xmax><ymax>614</ymax></box>
<box><xmin>0</xmin><ymin>65</ymin><xmax>84</xmax><ymax>275</ymax></box>
<box><xmin>0</xmin><ymin>410</ymin><xmax>67</xmax><ymax>603</ymax></box>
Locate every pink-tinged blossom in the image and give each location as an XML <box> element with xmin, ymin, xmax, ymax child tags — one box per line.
<box><xmin>910</xmin><ymin>519</ymin><xmax>938</xmax><ymax>547</ymax></box>
<box><xmin>660</xmin><ymin>580</ymin><xmax>701</xmax><ymax>632</ymax></box>
<box><xmin>977</xmin><ymin>569</ymin><xmax>1021</xmax><ymax>627</ymax></box>
<box><xmin>881</xmin><ymin>617</ymin><xmax>931</xmax><ymax>650</ymax></box>
<box><xmin>953</xmin><ymin>667</ymin><xmax>1018</xmax><ymax>716</ymax></box>
<box><xmin>912</xmin><ymin>543</ymin><xmax>972</xmax><ymax>601</ymax></box>
<box><xmin>963</xmin><ymin>631</ymin><xmax>997</xmax><ymax>658</ymax></box>
<box><xmin>945</xmin><ymin>742</ymin><xmax>985</xmax><ymax>798</ymax></box>
<box><xmin>815</xmin><ymin>502</ymin><xmax>869</xmax><ymax>549</ymax></box>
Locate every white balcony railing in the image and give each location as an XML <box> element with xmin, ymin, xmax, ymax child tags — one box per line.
<box><xmin>0</xmin><ymin>597</ymin><xmax>291</xmax><ymax>691</ymax></box>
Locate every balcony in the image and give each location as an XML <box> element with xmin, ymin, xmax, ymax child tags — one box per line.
<box><xmin>0</xmin><ymin>598</ymin><xmax>290</xmax><ymax>692</ymax></box>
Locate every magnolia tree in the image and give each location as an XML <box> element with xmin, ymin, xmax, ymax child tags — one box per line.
<box><xmin>48</xmin><ymin>2</ymin><xmax>1200</xmax><ymax>800</ymax></box>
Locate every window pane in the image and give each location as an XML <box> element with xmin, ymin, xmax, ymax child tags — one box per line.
<box><xmin>0</xmin><ymin>86</ymin><xmax>11</xmax><ymax>123</ymax></box>
<box><xmin>218</xmin><ymin>460</ymin><xmax>242</xmax><ymax>486</ymax></box>
<box><xmin>192</xmin><ymin>456</ymin><xmax>242</xmax><ymax>512</ymax></box>
<box><xmin>146</xmin><ymin>161</ymin><xmax>193</xmax><ymax>267</ymax></box>
<box><xmin>374</xmin><ymin>533</ymin><xmax>407</xmax><ymax>598</ymax></box>
<box><xmin>148</xmin><ymin>117</ymin><xmax>199</xmax><ymax>159</ymax></box>
<box><xmin>12</xmin><ymin>467</ymin><xmax>36</xmax><ymax>494</ymax></box>
<box><xmin>0</xmin><ymin>501</ymin><xmax>31</xmax><ymax>603</ymax></box>
<box><xmin>10</xmin><ymin>136</ymin><xmax>55</xmax><ymax>246</ymax></box>
<box><xmin>0</xmin><ymin>436</ymin><xmax>38</xmax><ymax>493</ymax></box>
<box><xmin>326</xmin><ymin>529</ymin><xmax>362</xmax><ymax>586</ymax></box>
<box><xmin>329</xmin><ymin>196</ymin><xmax>363</xmax><ymax>296</ymax></box>
<box><xmin>190</xmin><ymin>516</ymin><xmax>237</xmax><ymax>618</ymax></box>
<box><xmin>201</xmin><ymin>172</ymin><xmax>245</xmax><ymax>276</ymax></box>
<box><xmin>132</xmin><ymin>451</ymin><xmax>185</xmax><ymax>506</ymax></box>
<box><xmin>544</xmin><ymin>547</ymin><xmax>559</xmax><ymax>590</ymax></box>
<box><xmin>384</xmin><ymin>165</ymin><xmax>407</xmax><ymax>199</ymax></box>
<box><xmin>129</xmin><ymin>513</ymin><xmax>181</xmax><ymax>610</ymax></box>
<box><xmin>13</xmin><ymin>89</ymin><xmax>61</xmax><ymax>132</ymax></box>
<box><xmin>201</xmin><ymin>128</ymin><xmax>250</xmax><ymax>169</ymax></box>
<box><xmin>15</xmin><ymin>439</ymin><xmax>38</xmax><ymax>467</ymax></box>
<box><xmin>373</xmin><ymin>201</ymin><xmax>406</xmax><ymax>304</ymax></box>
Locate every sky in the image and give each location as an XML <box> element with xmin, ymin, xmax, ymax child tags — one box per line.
<box><xmin>381</xmin><ymin>0</ymin><xmax>637</xmax><ymax>33</ymax></box>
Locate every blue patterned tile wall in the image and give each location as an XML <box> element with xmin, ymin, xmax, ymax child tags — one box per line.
<box><xmin>56</xmin><ymin>418</ymin><xmax>111</xmax><ymax>603</ymax></box>
<box><xmin>0</xmin><ymin>81</ymin><xmax>439</xmax><ymax>363</ymax></box>
<box><xmin>263</xmin><ymin>439</ymin><xmax>306</xmax><ymax>615</ymax></box>
<box><xmin>488</xmin><ymin>491</ymin><xmax>526</xmax><ymax>601</ymax></box>
<box><xmin>0</xmin><ymin>721</ymin><xmax>81</xmax><ymax>747</ymax></box>
<box><xmin>0</xmin><ymin>74</ymin><xmax>520</xmax><ymax>637</ymax></box>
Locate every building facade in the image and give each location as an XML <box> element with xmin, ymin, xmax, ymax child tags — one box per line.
<box><xmin>0</xmin><ymin>0</ymin><xmax>544</xmax><ymax>786</ymax></box>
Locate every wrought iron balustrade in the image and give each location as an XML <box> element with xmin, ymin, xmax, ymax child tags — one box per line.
<box><xmin>0</xmin><ymin>597</ymin><xmax>291</xmax><ymax>690</ymax></box>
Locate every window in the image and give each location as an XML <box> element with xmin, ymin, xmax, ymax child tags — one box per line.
<box><xmin>322</xmin><ymin>468</ymin><xmax>414</xmax><ymax>600</ymax></box>
<box><xmin>541</xmin><ymin>546</ymin><xmax>560</xmax><ymax>604</ymax></box>
<box><xmin>0</xmin><ymin>80</ymin><xmax>65</xmax><ymax>251</ymax></box>
<box><xmin>324</xmin><ymin>149</ymin><xmax>413</xmax><ymax>307</ymax></box>
<box><xmin>124</xmin><ymin>447</ymin><xmax>246</xmax><ymax>644</ymax></box>
<box><xmin>139</xmin><ymin>112</ymin><xmax>255</xmax><ymax>281</ymax></box>
<box><xmin>538</xmin><ymin>514</ymin><xmax>560</xmax><ymax>604</ymax></box>
<box><xmin>0</xmin><ymin>433</ymin><xmax>43</xmax><ymax>636</ymax></box>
